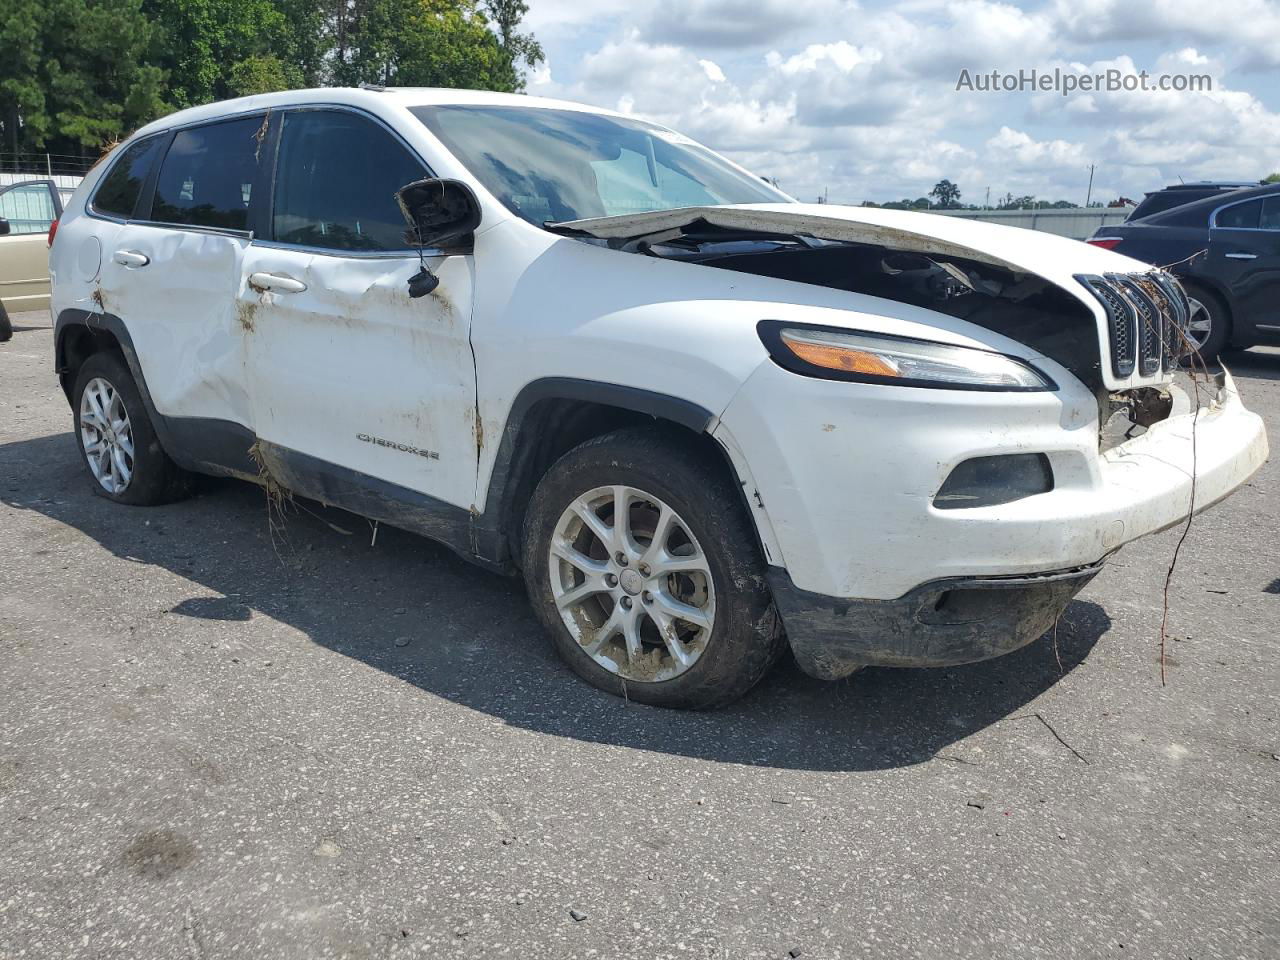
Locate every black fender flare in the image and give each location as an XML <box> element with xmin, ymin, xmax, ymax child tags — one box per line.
<box><xmin>470</xmin><ymin>377</ymin><xmax>716</xmax><ymax>565</ymax></box>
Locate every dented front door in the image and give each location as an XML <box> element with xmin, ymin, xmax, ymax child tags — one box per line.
<box><xmin>238</xmin><ymin>107</ymin><xmax>479</xmax><ymax>511</ymax></box>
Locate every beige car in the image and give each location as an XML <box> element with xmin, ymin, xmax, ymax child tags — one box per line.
<box><xmin>0</xmin><ymin>179</ymin><xmax>63</xmax><ymax>340</ymax></box>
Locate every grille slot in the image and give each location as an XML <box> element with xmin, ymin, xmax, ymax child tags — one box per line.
<box><xmin>1076</xmin><ymin>274</ymin><xmax>1136</xmax><ymax>377</ymax></box>
<box><xmin>1111</xmin><ymin>275</ymin><xmax>1162</xmax><ymax>376</ymax></box>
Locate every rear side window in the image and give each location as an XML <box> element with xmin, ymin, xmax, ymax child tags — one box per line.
<box><xmin>271</xmin><ymin>110</ymin><xmax>426</xmax><ymax>251</ymax></box>
<box><xmin>152</xmin><ymin>115</ymin><xmax>267</xmax><ymax>230</ymax></box>
<box><xmin>1261</xmin><ymin>196</ymin><xmax>1280</xmax><ymax>230</ymax></box>
<box><xmin>1216</xmin><ymin>199</ymin><xmax>1262</xmax><ymax>229</ymax></box>
<box><xmin>93</xmin><ymin>137</ymin><xmax>163</xmax><ymax>218</ymax></box>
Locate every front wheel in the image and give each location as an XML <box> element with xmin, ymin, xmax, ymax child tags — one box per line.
<box><xmin>522</xmin><ymin>427</ymin><xmax>784</xmax><ymax>709</ymax></box>
<box><xmin>72</xmin><ymin>351</ymin><xmax>192</xmax><ymax>505</ymax></box>
<box><xmin>0</xmin><ymin>302</ymin><xmax>12</xmax><ymax>342</ymax></box>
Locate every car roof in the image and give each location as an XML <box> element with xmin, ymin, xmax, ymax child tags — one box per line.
<box><xmin>1145</xmin><ymin>181</ymin><xmax>1262</xmax><ymax>195</ymax></box>
<box><xmin>130</xmin><ymin>87</ymin><xmax>633</xmax><ymax>140</ymax></box>
<box><xmin>1138</xmin><ymin>181</ymin><xmax>1280</xmax><ymax>223</ymax></box>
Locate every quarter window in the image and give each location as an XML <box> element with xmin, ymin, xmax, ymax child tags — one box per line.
<box><xmin>1216</xmin><ymin>199</ymin><xmax>1261</xmax><ymax>229</ymax></box>
<box><xmin>0</xmin><ymin>183</ymin><xmax>56</xmax><ymax>234</ymax></box>
<box><xmin>272</xmin><ymin>110</ymin><xmax>427</xmax><ymax>251</ymax></box>
<box><xmin>1261</xmin><ymin>196</ymin><xmax>1280</xmax><ymax>230</ymax></box>
<box><xmin>93</xmin><ymin>136</ymin><xmax>163</xmax><ymax>218</ymax></box>
<box><xmin>152</xmin><ymin>115</ymin><xmax>268</xmax><ymax>230</ymax></box>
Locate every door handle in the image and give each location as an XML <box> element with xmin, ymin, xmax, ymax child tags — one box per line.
<box><xmin>113</xmin><ymin>250</ymin><xmax>150</xmax><ymax>267</ymax></box>
<box><xmin>248</xmin><ymin>272</ymin><xmax>307</xmax><ymax>294</ymax></box>
<box><xmin>1224</xmin><ymin>252</ymin><xmax>1258</xmax><ymax>260</ymax></box>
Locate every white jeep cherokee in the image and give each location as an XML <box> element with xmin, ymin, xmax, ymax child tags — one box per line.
<box><xmin>50</xmin><ymin>88</ymin><xmax>1268</xmax><ymax>708</ymax></box>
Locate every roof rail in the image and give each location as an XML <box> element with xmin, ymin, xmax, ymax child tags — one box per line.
<box><xmin>359</xmin><ymin>82</ymin><xmax>388</xmax><ymax>92</ymax></box>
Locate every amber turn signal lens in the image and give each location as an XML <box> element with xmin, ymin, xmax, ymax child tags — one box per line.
<box><xmin>781</xmin><ymin>334</ymin><xmax>901</xmax><ymax>377</ymax></box>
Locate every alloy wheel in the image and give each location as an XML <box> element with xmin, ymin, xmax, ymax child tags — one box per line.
<box><xmin>548</xmin><ymin>485</ymin><xmax>716</xmax><ymax>683</ymax></box>
<box><xmin>79</xmin><ymin>377</ymin><xmax>135</xmax><ymax>494</ymax></box>
<box><xmin>1185</xmin><ymin>297</ymin><xmax>1212</xmax><ymax>350</ymax></box>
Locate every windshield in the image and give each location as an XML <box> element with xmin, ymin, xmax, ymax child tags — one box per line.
<box><xmin>411</xmin><ymin>104</ymin><xmax>790</xmax><ymax>226</ymax></box>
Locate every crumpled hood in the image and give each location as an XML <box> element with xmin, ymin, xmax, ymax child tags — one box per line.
<box><xmin>555</xmin><ymin>201</ymin><xmax>1153</xmax><ymax>293</ymax></box>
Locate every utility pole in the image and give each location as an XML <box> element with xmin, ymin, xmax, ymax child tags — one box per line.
<box><xmin>1085</xmin><ymin>164</ymin><xmax>1095</xmax><ymax>208</ymax></box>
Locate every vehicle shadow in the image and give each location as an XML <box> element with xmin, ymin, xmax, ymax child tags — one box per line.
<box><xmin>1</xmin><ymin>431</ymin><xmax>1111</xmax><ymax>773</ymax></box>
<box><xmin>1224</xmin><ymin>348</ymin><xmax>1280</xmax><ymax>382</ymax></box>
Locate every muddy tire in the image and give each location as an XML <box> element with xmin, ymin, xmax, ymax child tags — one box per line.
<box><xmin>522</xmin><ymin>426</ymin><xmax>784</xmax><ymax>709</ymax></box>
<box><xmin>72</xmin><ymin>351</ymin><xmax>192</xmax><ymax>505</ymax></box>
<box><xmin>0</xmin><ymin>302</ymin><xmax>12</xmax><ymax>342</ymax></box>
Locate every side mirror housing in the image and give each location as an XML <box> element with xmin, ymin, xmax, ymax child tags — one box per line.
<box><xmin>395</xmin><ymin>178</ymin><xmax>482</xmax><ymax>249</ymax></box>
<box><xmin>0</xmin><ymin>218</ymin><xmax>10</xmax><ymax>237</ymax></box>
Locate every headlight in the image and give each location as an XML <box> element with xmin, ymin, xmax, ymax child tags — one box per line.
<box><xmin>758</xmin><ymin>321</ymin><xmax>1055</xmax><ymax>391</ymax></box>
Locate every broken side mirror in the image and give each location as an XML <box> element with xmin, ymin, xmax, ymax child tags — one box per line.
<box><xmin>0</xmin><ymin>218</ymin><xmax>10</xmax><ymax>237</ymax></box>
<box><xmin>395</xmin><ymin>178</ymin><xmax>482</xmax><ymax>298</ymax></box>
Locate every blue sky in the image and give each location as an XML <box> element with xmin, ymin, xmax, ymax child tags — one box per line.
<box><xmin>520</xmin><ymin>0</ymin><xmax>1280</xmax><ymax>206</ymax></box>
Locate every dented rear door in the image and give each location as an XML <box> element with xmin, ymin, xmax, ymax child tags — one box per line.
<box><xmin>239</xmin><ymin>107</ymin><xmax>479</xmax><ymax>510</ymax></box>
<box><xmin>95</xmin><ymin>114</ymin><xmax>267</xmax><ymax>428</ymax></box>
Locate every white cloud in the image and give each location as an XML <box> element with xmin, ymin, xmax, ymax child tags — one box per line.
<box><xmin>528</xmin><ymin>0</ymin><xmax>1280</xmax><ymax>203</ymax></box>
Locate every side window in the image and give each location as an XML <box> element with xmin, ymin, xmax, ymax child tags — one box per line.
<box><xmin>1216</xmin><ymin>199</ymin><xmax>1262</xmax><ymax>230</ymax></box>
<box><xmin>92</xmin><ymin>137</ymin><xmax>163</xmax><ymax>218</ymax></box>
<box><xmin>1260</xmin><ymin>196</ymin><xmax>1280</xmax><ymax>231</ymax></box>
<box><xmin>152</xmin><ymin>115</ymin><xmax>267</xmax><ymax>230</ymax></box>
<box><xmin>0</xmin><ymin>183</ymin><xmax>56</xmax><ymax>234</ymax></box>
<box><xmin>272</xmin><ymin>110</ymin><xmax>426</xmax><ymax>251</ymax></box>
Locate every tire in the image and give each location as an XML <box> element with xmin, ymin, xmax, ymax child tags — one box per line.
<box><xmin>522</xmin><ymin>426</ymin><xmax>784</xmax><ymax>709</ymax></box>
<box><xmin>1181</xmin><ymin>282</ymin><xmax>1230</xmax><ymax>365</ymax></box>
<box><xmin>0</xmin><ymin>302</ymin><xmax>12</xmax><ymax>342</ymax></box>
<box><xmin>72</xmin><ymin>351</ymin><xmax>192</xmax><ymax>505</ymax></box>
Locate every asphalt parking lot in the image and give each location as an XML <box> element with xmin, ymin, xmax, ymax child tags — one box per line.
<box><xmin>1</xmin><ymin>309</ymin><xmax>1278</xmax><ymax>959</ymax></box>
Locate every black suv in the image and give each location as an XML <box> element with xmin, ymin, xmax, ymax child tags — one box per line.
<box><xmin>1089</xmin><ymin>183</ymin><xmax>1280</xmax><ymax>360</ymax></box>
<box><xmin>1124</xmin><ymin>181</ymin><xmax>1263</xmax><ymax>222</ymax></box>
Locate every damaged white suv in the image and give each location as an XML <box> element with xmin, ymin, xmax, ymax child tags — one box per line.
<box><xmin>50</xmin><ymin>88</ymin><xmax>1268</xmax><ymax>707</ymax></box>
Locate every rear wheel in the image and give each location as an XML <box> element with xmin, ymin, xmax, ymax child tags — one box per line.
<box><xmin>522</xmin><ymin>427</ymin><xmax>783</xmax><ymax>709</ymax></box>
<box><xmin>72</xmin><ymin>351</ymin><xmax>192</xmax><ymax>505</ymax></box>
<box><xmin>1181</xmin><ymin>283</ymin><xmax>1230</xmax><ymax>364</ymax></box>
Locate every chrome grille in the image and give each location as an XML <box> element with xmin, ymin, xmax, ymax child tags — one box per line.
<box><xmin>1111</xmin><ymin>275</ymin><xmax>1162</xmax><ymax>376</ymax></box>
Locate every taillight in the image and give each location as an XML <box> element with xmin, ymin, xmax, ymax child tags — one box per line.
<box><xmin>47</xmin><ymin>218</ymin><xmax>59</xmax><ymax>248</ymax></box>
<box><xmin>1086</xmin><ymin>236</ymin><xmax>1122</xmax><ymax>250</ymax></box>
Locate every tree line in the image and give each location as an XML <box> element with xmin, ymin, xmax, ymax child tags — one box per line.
<box><xmin>0</xmin><ymin>0</ymin><xmax>542</xmax><ymax>161</ymax></box>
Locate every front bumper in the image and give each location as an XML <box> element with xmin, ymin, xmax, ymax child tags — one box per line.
<box><xmin>770</xmin><ymin>562</ymin><xmax>1103</xmax><ymax>679</ymax></box>
<box><xmin>718</xmin><ymin>364</ymin><xmax>1268</xmax><ymax>601</ymax></box>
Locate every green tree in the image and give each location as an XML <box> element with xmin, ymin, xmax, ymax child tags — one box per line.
<box><xmin>928</xmin><ymin>178</ymin><xmax>961</xmax><ymax>209</ymax></box>
<box><xmin>1264</xmin><ymin>172</ymin><xmax>1280</xmax><ymax>183</ymax></box>
<box><xmin>142</xmin><ymin>0</ymin><xmax>301</xmax><ymax>108</ymax></box>
<box><xmin>481</xmin><ymin>0</ymin><xmax>544</xmax><ymax>91</ymax></box>
<box><xmin>0</xmin><ymin>0</ymin><xmax>166</xmax><ymax>159</ymax></box>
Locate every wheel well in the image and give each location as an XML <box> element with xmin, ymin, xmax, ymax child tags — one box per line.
<box><xmin>495</xmin><ymin>398</ymin><xmax>750</xmax><ymax>567</ymax></box>
<box><xmin>57</xmin><ymin>324</ymin><xmax>124</xmax><ymax>401</ymax></box>
<box><xmin>1180</xmin><ymin>278</ymin><xmax>1233</xmax><ymax>329</ymax></box>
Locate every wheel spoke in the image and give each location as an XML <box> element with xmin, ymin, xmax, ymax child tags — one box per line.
<box><xmin>83</xmin><ymin>438</ymin><xmax>105</xmax><ymax>457</ymax></box>
<box><xmin>116</xmin><ymin>429</ymin><xmax>134</xmax><ymax>459</ymax></box>
<box><xmin>639</xmin><ymin>505</ymin><xmax>677</xmax><ymax>567</ymax></box>
<box><xmin>644</xmin><ymin>606</ymin><xmax>696</xmax><ymax>667</ymax></box>
<box><xmin>571</xmin><ymin>499</ymin><xmax>615</xmax><ymax>551</ymax></box>
<box><xmin>653</xmin><ymin>589</ymin><xmax>713</xmax><ymax>633</ymax></box>
<box><xmin>112</xmin><ymin>445</ymin><xmax>132</xmax><ymax>485</ymax></box>
<box><xmin>582</xmin><ymin>604</ymin><xmax>623</xmax><ymax>655</ymax></box>
<box><xmin>611</xmin><ymin>485</ymin><xmax>642</xmax><ymax>558</ymax></box>
<box><xmin>621</xmin><ymin>606</ymin><xmax>643</xmax><ymax>663</ymax></box>
<box><xmin>555</xmin><ymin>575</ymin><xmax>608</xmax><ymax>610</ymax></box>
<box><xmin>550</xmin><ymin>539</ymin><xmax>608</xmax><ymax>576</ymax></box>
<box><xmin>647</xmin><ymin>548</ymin><xmax>711</xmax><ymax>578</ymax></box>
